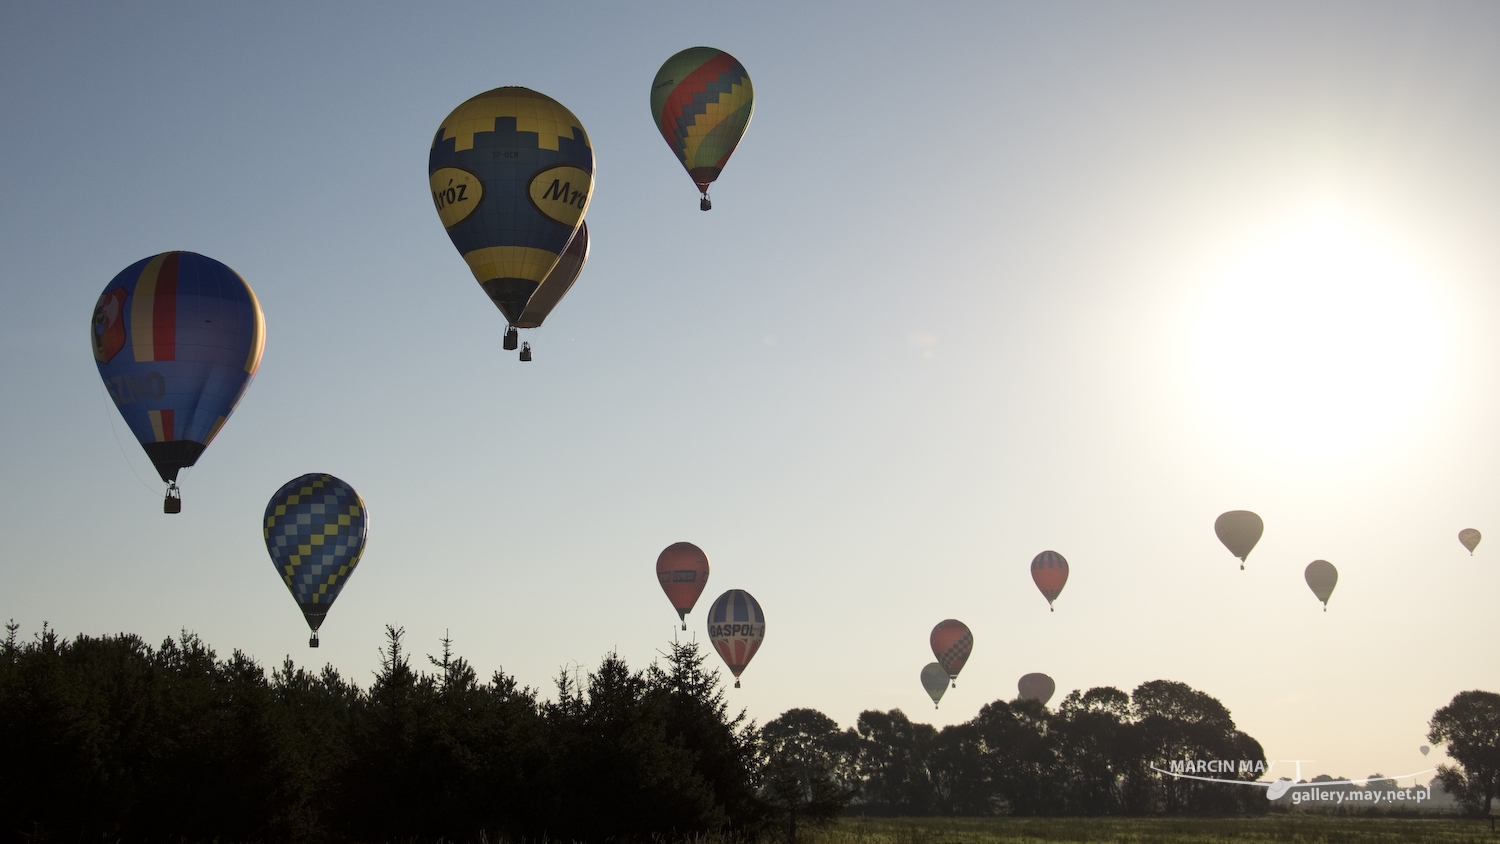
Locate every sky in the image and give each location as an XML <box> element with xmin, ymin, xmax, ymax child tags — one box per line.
<box><xmin>3</xmin><ymin>0</ymin><xmax>1500</xmax><ymax>783</ymax></box>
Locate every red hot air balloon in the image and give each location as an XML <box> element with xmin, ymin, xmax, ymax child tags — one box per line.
<box><xmin>1031</xmin><ymin>551</ymin><xmax>1069</xmax><ymax>611</ymax></box>
<box><xmin>656</xmin><ymin>541</ymin><xmax>710</xmax><ymax>629</ymax></box>
<box><xmin>930</xmin><ymin>619</ymin><xmax>972</xmax><ymax>687</ymax></box>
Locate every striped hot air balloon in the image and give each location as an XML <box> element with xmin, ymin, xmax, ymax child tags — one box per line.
<box><xmin>930</xmin><ymin>619</ymin><xmax>972</xmax><ymax>687</ymax></box>
<box><xmin>91</xmin><ymin>251</ymin><xmax>265</xmax><ymax>512</ymax></box>
<box><xmin>264</xmin><ymin>474</ymin><xmax>368</xmax><ymax>647</ymax></box>
<box><xmin>707</xmin><ymin>589</ymin><xmax>764</xmax><ymax>687</ymax></box>
<box><xmin>1031</xmin><ymin>551</ymin><xmax>1069</xmax><ymax>611</ymax></box>
<box><xmin>650</xmin><ymin>47</ymin><xmax>754</xmax><ymax>210</ymax></box>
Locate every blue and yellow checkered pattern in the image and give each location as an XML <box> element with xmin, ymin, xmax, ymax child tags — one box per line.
<box><xmin>263</xmin><ymin>473</ymin><xmax>367</xmax><ymax>631</ymax></box>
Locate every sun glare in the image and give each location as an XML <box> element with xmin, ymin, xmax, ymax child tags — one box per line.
<box><xmin>1191</xmin><ymin>212</ymin><xmax>1448</xmax><ymax>463</ymax></box>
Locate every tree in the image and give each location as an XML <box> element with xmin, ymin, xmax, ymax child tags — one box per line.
<box><xmin>1429</xmin><ymin>690</ymin><xmax>1500</xmax><ymax>816</ymax></box>
<box><xmin>761</xmin><ymin>708</ymin><xmax>858</xmax><ymax>840</ymax></box>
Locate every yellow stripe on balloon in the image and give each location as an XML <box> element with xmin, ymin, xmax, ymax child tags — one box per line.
<box><xmin>130</xmin><ymin>253</ymin><xmax>170</xmax><ymax>362</ymax></box>
<box><xmin>202</xmin><ymin>415</ymin><xmax>228</xmax><ymax>446</ymax></box>
<box><xmin>238</xmin><ymin>272</ymin><xmax>266</xmax><ymax>374</ymax></box>
<box><xmin>682</xmin><ymin>81</ymin><xmax>752</xmax><ymax>167</ymax></box>
<box><xmin>462</xmin><ymin>246</ymin><xmax>561</xmax><ymax>284</ymax></box>
<box><xmin>147</xmin><ymin>410</ymin><xmax>167</xmax><ymax>442</ymax></box>
<box><xmin>435</xmin><ymin>88</ymin><xmax>590</xmax><ymax>153</ymax></box>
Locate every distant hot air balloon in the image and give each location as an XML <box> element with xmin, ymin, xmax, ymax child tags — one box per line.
<box><xmin>429</xmin><ymin>87</ymin><xmax>593</xmax><ymax>360</ymax></box>
<box><xmin>1215</xmin><ymin>510</ymin><xmax>1264</xmax><ymax>569</ymax></box>
<box><xmin>1420</xmin><ymin>745</ymin><xmax>1430</xmax><ymax>756</ymax></box>
<box><xmin>1305</xmin><ymin>560</ymin><xmax>1337</xmax><ymax>611</ymax></box>
<box><xmin>1459</xmin><ymin>529</ymin><xmax>1481</xmax><ymax>555</ymax></box>
<box><xmin>656</xmin><ymin>541</ymin><xmax>710</xmax><ymax>630</ymax></box>
<box><xmin>707</xmin><ymin>589</ymin><xmax>764</xmax><ymax>687</ymax></box>
<box><xmin>92</xmin><ymin>251</ymin><xmax>266</xmax><ymax>513</ymax></box>
<box><xmin>1018</xmin><ymin>672</ymin><xmax>1056</xmax><ymax>706</ymax></box>
<box><xmin>921</xmin><ymin>663</ymin><xmax>948</xmax><ymax>709</ymax></box>
<box><xmin>930</xmin><ymin>620</ymin><xmax>972</xmax><ymax>687</ymax></box>
<box><xmin>263</xmin><ymin>474</ymin><xmax>368</xmax><ymax>647</ymax></box>
<box><xmin>1031</xmin><ymin>551</ymin><xmax>1069</xmax><ymax>611</ymax></box>
<box><xmin>650</xmin><ymin>47</ymin><xmax>754</xmax><ymax>210</ymax></box>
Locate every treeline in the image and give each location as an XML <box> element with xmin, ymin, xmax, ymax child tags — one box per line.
<box><xmin>0</xmin><ymin>624</ymin><xmax>1265</xmax><ymax>843</ymax></box>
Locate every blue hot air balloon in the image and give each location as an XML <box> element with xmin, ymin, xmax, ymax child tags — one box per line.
<box><xmin>91</xmin><ymin>251</ymin><xmax>266</xmax><ymax>512</ymax></box>
<box><xmin>263</xmin><ymin>474</ymin><xmax>368</xmax><ymax>647</ymax></box>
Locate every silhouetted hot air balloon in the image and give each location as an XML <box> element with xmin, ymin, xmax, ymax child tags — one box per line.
<box><xmin>930</xmin><ymin>620</ymin><xmax>972</xmax><ymax>687</ymax></box>
<box><xmin>1305</xmin><ymin>560</ymin><xmax>1337</xmax><ymax>611</ymax></box>
<box><xmin>921</xmin><ymin>663</ymin><xmax>948</xmax><ymax>709</ymax></box>
<box><xmin>1031</xmin><ymin>551</ymin><xmax>1069</xmax><ymax>611</ymax></box>
<box><xmin>707</xmin><ymin>589</ymin><xmax>764</xmax><ymax>687</ymax></box>
<box><xmin>651</xmin><ymin>47</ymin><xmax>754</xmax><ymax>210</ymax></box>
<box><xmin>1459</xmin><ymin>529</ymin><xmax>1481</xmax><ymax>555</ymax></box>
<box><xmin>1215</xmin><ymin>510</ymin><xmax>1264</xmax><ymax>569</ymax></box>
<box><xmin>656</xmin><ymin>541</ymin><xmax>710</xmax><ymax>630</ymax></box>
<box><xmin>429</xmin><ymin>87</ymin><xmax>593</xmax><ymax>360</ymax></box>
<box><xmin>1420</xmin><ymin>745</ymin><xmax>1430</xmax><ymax>756</ymax></box>
<box><xmin>1018</xmin><ymin>672</ymin><xmax>1056</xmax><ymax>706</ymax></box>
<box><xmin>92</xmin><ymin>251</ymin><xmax>265</xmax><ymax>513</ymax></box>
<box><xmin>264</xmin><ymin>474</ymin><xmax>368</xmax><ymax>647</ymax></box>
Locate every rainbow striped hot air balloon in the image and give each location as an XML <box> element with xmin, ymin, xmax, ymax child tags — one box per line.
<box><xmin>264</xmin><ymin>474</ymin><xmax>368</xmax><ymax>647</ymax></box>
<box><xmin>91</xmin><ymin>251</ymin><xmax>265</xmax><ymax>512</ymax></box>
<box><xmin>650</xmin><ymin>47</ymin><xmax>754</xmax><ymax>210</ymax></box>
<box><xmin>707</xmin><ymin>589</ymin><xmax>764</xmax><ymax>687</ymax></box>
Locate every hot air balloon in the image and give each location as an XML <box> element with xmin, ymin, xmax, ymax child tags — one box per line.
<box><xmin>1215</xmin><ymin>510</ymin><xmax>1264</xmax><ymax>569</ymax></box>
<box><xmin>656</xmin><ymin>541</ymin><xmax>710</xmax><ymax>630</ymax></box>
<box><xmin>921</xmin><ymin>663</ymin><xmax>948</xmax><ymax>709</ymax></box>
<box><xmin>429</xmin><ymin>87</ymin><xmax>593</xmax><ymax>360</ymax></box>
<box><xmin>650</xmin><ymin>47</ymin><xmax>754</xmax><ymax>210</ymax></box>
<box><xmin>1031</xmin><ymin>551</ymin><xmax>1069</xmax><ymax>611</ymax></box>
<box><xmin>930</xmin><ymin>620</ymin><xmax>972</xmax><ymax>687</ymax></box>
<box><xmin>1018</xmin><ymin>672</ymin><xmax>1056</xmax><ymax>706</ymax></box>
<box><xmin>264</xmin><ymin>474</ymin><xmax>368</xmax><ymax>647</ymax></box>
<box><xmin>1305</xmin><ymin>560</ymin><xmax>1337</xmax><ymax>611</ymax></box>
<box><xmin>92</xmin><ymin>251</ymin><xmax>266</xmax><ymax>513</ymax></box>
<box><xmin>707</xmin><ymin>589</ymin><xmax>764</xmax><ymax>687</ymax></box>
<box><xmin>1459</xmin><ymin>529</ymin><xmax>1481</xmax><ymax>555</ymax></box>
<box><xmin>1420</xmin><ymin>745</ymin><xmax>1430</xmax><ymax>756</ymax></box>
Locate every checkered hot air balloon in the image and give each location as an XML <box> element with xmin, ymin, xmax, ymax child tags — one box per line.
<box><xmin>656</xmin><ymin>541</ymin><xmax>710</xmax><ymax>630</ymax></box>
<box><xmin>650</xmin><ymin>47</ymin><xmax>754</xmax><ymax>210</ymax></box>
<box><xmin>707</xmin><ymin>589</ymin><xmax>764</xmax><ymax>687</ymax></box>
<box><xmin>264</xmin><ymin>474</ymin><xmax>368</xmax><ymax>647</ymax></box>
<box><xmin>91</xmin><ymin>251</ymin><xmax>265</xmax><ymax>513</ymax></box>
<box><xmin>1031</xmin><ymin>550</ymin><xmax>1069</xmax><ymax>611</ymax></box>
<box><xmin>930</xmin><ymin>619</ymin><xmax>972</xmax><ymax>687</ymax></box>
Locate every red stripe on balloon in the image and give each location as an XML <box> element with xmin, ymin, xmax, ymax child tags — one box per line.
<box><xmin>659</xmin><ymin>51</ymin><xmax>741</xmax><ymax>143</ymax></box>
<box><xmin>153</xmin><ymin>252</ymin><xmax>179</xmax><ymax>360</ymax></box>
<box><xmin>159</xmin><ymin>408</ymin><xmax>175</xmax><ymax>441</ymax></box>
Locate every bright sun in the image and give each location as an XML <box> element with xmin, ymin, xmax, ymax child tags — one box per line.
<box><xmin>1192</xmin><ymin>211</ymin><xmax>1448</xmax><ymax>463</ymax></box>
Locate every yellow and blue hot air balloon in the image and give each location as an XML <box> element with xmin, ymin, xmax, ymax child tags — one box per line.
<box><xmin>263</xmin><ymin>473</ymin><xmax>368</xmax><ymax>647</ymax></box>
<box><xmin>91</xmin><ymin>251</ymin><xmax>266</xmax><ymax>513</ymax></box>
<box><xmin>651</xmin><ymin>47</ymin><xmax>754</xmax><ymax>210</ymax></box>
<box><xmin>429</xmin><ymin>87</ymin><xmax>593</xmax><ymax>360</ymax></box>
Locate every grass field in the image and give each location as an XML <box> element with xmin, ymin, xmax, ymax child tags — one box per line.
<box><xmin>796</xmin><ymin>816</ymin><xmax>1498</xmax><ymax>844</ymax></box>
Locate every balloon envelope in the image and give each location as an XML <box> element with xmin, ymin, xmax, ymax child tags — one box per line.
<box><xmin>1018</xmin><ymin>672</ymin><xmax>1056</xmax><ymax>706</ymax></box>
<box><xmin>1031</xmin><ymin>551</ymin><xmax>1069</xmax><ymax>609</ymax></box>
<box><xmin>264</xmin><ymin>474</ymin><xmax>368</xmax><ymax>643</ymax></box>
<box><xmin>656</xmin><ymin>541</ymin><xmax>710</xmax><ymax>628</ymax></box>
<box><xmin>1460</xmin><ymin>528</ymin><xmax>1481</xmax><ymax>555</ymax></box>
<box><xmin>921</xmin><ymin>663</ymin><xmax>948</xmax><ymax>707</ymax></box>
<box><xmin>1420</xmin><ymin>745</ymin><xmax>1430</xmax><ymax>756</ymax></box>
<box><xmin>1215</xmin><ymin>510</ymin><xmax>1264</xmax><ymax>566</ymax></box>
<box><xmin>429</xmin><ymin>87</ymin><xmax>593</xmax><ymax>326</ymax></box>
<box><xmin>1305</xmin><ymin>560</ymin><xmax>1338</xmax><ymax>609</ymax></box>
<box><xmin>92</xmin><ymin>251</ymin><xmax>265</xmax><ymax>486</ymax></box>
<box><xmin>930</xmin><ymin>619</ymin><xmax>973</xmax><ymax>683</ymax></box>
<box><xmin>707</xmin><ymin>589</ymin><xmax>764</xmax><ymax>686</ymax></box>
<box><xmin>650</xmin><ymin>47</ymin><xmax>754</xmax><ymax>198</ymax></box>
<box><xmin>515</xmin><ymin>221</ymin><xmax>589</xmax><ymax>329</ymax></box>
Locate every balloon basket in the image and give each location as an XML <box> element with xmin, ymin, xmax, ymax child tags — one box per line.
<box><xmin>700</xmin><ymin>196</ymin><xmax>711</xmax><ymax>211</ymax></box>
<box><xmin>163</xmin><ymin>483</ymin><xmax>182</xmax><ymax>514</ymax></box>
<box><xmin>503</xmin><ymin>326</ymin><xmax>518</xmax><ymax>351</ymax></box>
<box><xmin>309</xmin><ymin>631</ymin><xmax>319</xmax><ymax>648</ymax></box>
<box><xmin>734</xmin><ymin>679</ymin><xmax>740</xmax><ymax>688</ymax></box>
<box><xmin>519</xmin><ymin>342</ymin><xmax>532</xmax><ymax>362</ymax></box>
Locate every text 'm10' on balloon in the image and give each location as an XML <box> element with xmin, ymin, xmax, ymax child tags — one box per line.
<box><xmin>264</xmin><ymin>474</ymin><xmax>368</xmax><ymax>647</ymax></box>
<box><xmin>1304</xmin><ymin>560</ymin><xmax>1337</xmax><ymax>611</ymax></box>
<box><xmin>707</xmin><ymin>589</ymin><xmax>764</xmax><ymax>687</ymax></box>
<box><xmin>656</xmin><ymin>541</ymin><xmax>710</xmax><ymax>630</ymax></box>
<box><xmin>930</xmin><ymin>619</ymin><xmax>972</xmax><ymax>688</ymax></box>
<box><xmin>429</xmin><ymin>87</ymin><xmax>593</xmax><ymax>361</ymax></box>
<box><xmin>651</xmin><ymin>47</ymin><xmax>754</xmax><ymax>211</ymax></box>
<box><xmin>1459</xmin><ymin>528</ymin><xmax>1481</xmax><ymax>555</ymax></box>
<box><xmin>1214</xmin><ymin>510</ymin><xmax>1264</xmax><ymax>570</ymax></box>
<box><xmin>1018</xmin><ymin>672</ymin><xmax>1056</xmax><ymax>707</ymax></box>
<box><xmin>921</xmin><ymin>663</ymin><xmax>948</xmax><ymax>709</ymax></box>
<box><xmin>1031</xmin><ymin>550</ymin><xmax>1069</xmax><ymax>611</ymax></box>
<box><xmin>91</xmin><ymin>251</ymin><xmax>266</xmax><ymax>514</ymax></box>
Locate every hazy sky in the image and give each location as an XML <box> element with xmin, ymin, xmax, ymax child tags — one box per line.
<box><xmin>4</xmin><ymin>1</ymin><xmax>1500</xmax><ymax>783</ymax></box>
